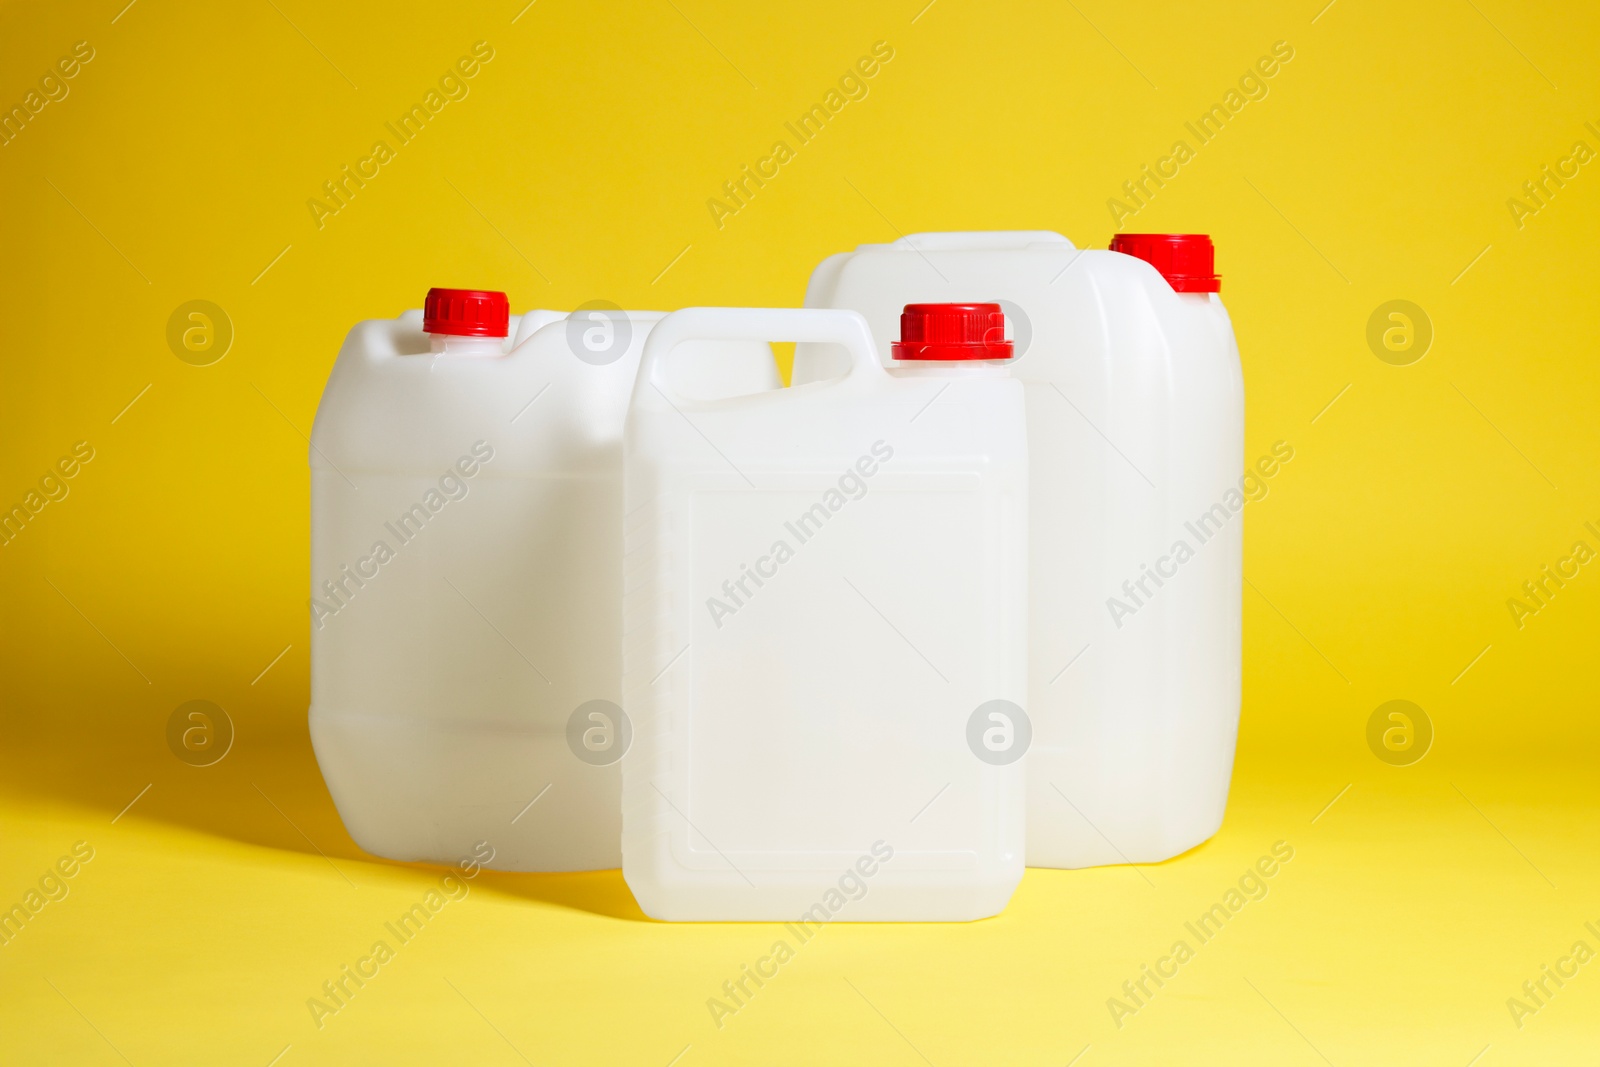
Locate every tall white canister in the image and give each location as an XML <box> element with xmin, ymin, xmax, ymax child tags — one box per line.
<box><xmin>797</xmin><ymin>233</ymin><xmax>1245</xmax><ymax>868</ymax></box>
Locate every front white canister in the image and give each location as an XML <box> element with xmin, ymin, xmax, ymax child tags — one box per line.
<box><xmin>623</xmin><ymin>306</ymin><xmax>1027</xmax><ymax>920</ymax></box>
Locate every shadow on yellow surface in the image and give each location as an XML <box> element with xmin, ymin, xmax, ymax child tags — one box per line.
<box><xmin>0</xmin><ymin>721</ymin><xmax>655</xmax><ymax>920</ymax></box>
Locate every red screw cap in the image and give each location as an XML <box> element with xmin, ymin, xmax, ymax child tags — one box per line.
<box><xmin>423</xmin><ymin>288</ymin><xmax>510</xmax><ymax>337</ymax></box>
<box><xmin>891</xmin><ymin>303</ymin><xmax>1014</xmax><ymax>361</ymax></box>
<box><xmin>1109</xmin><ymin>234</ymin><xmax>1221</xmax><ymax>293</ymax></box>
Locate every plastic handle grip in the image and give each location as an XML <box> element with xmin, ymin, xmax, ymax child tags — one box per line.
<box><xmin>638</xmin><ymin>307</ymin><xmax>884</xmax><ymax>406</ymax></box>
<box><xmin>893</xmin><ymin>231</ymin><xmax>1075</xmax><ymax>252</ymax></box>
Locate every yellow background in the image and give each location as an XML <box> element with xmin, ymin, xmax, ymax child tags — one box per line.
<box><xmin>3</xmin><ymin>0</ymin><xmax>1598</xmax><ymax>1063</ymax></box>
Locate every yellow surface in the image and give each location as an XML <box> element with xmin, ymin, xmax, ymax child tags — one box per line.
<box><xmin>3</xmin><ymin>0</ymin><xmax>1598</xmax><ymax>1063</ymax></box>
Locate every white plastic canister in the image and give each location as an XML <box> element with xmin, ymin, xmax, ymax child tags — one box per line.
<box><xmin>308</xmin><ymin>290</ymin><xmax>778</xmax><ymax>871</ymax></box>
<box><xmin>622</xmin><ymin>306</ymin><xmax>1027</xmax><ymax>921</ymax></box>
<box><xmin>796</xmin><ymin>233</ymin><xmax>1245</xmax><ymax>868</ymax></box>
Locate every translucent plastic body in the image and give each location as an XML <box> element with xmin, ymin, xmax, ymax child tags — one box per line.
<box><xmin>796</xmin><ymin>233</ymin><xmax>1245</xmax><ymax>868</ymax></box>
<box><xmin>622</xmin><ymin>308</ymin><xmax>1027</xmax><ymax>920</ymax></box>
<box><xmin>308</xmin><ymin>308</ymin><xmax>777</xmax><ymax>871</ymax></box>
